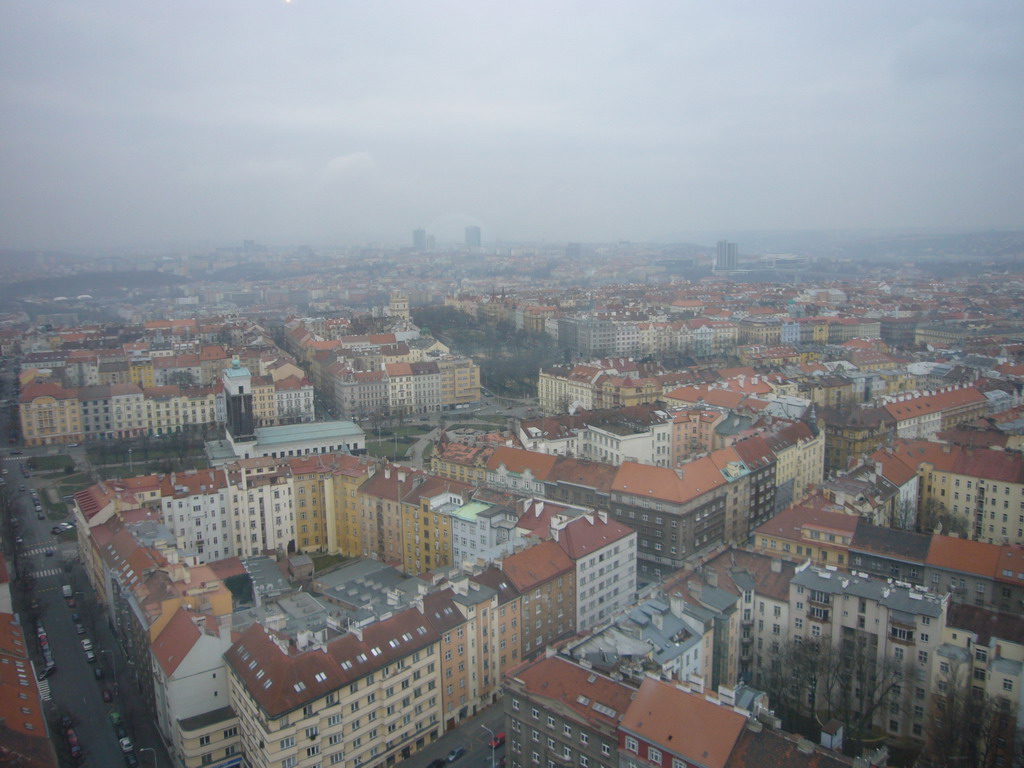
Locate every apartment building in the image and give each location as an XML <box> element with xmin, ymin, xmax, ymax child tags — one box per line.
<box><xmin>226</xmin><ymin>606</ymin><xmax>443</xmax><ymax>768</ymax></box>
<box><xmin>450</xmin><ymin>500</ymin><xmax>519</xmax><ymax>566</ymax></box>
<box><xmin>325</xmin><ymin>454</ymin><xmax>376</xmax><ymax>557</ymax></box>
<box><xmin>763</xmin><ymin>420</ymin><xmax>825</xmax><ymax>513</ymax></box>
<box><xmin>486</xmin><ymin>447</ymin><xmax>558</xmax><ymax>497</ymax></box>
<box><xmin>501</xmin><ymin>541</ymin><xmax>576</xmax><ymax>660</ymax></box>
<box><xmin>435</xmin><ymin>356</ymin><xmax>481</xmax><ymax>408</ymax></box>
<box><xmin>160</xmin><ymin>469</ymin><xmax>232</xmax><ymax>562</ymax></box>
<box><xmin>887</xmin><ymin>438</ymin><xmax>1024</xmax><ymax>546</ymax></box>
<box><xmin>150</xmin><ymin>608</ymin><xmax>240</xmax><ymax>768</ymax></box>
<box><xmin>939</xmin><ymin>603</ymin><xmax>1023</xmax><ymax>762</ymax></box>
<box><xmin>789</xmin><ymin>564</ymin><xmax>949</xmax><ymax>745</ymax></box>
<box><xmin>883</xmin><ymin>386</ymin><xmax>988</xmax><ymax>440</ymax></box>
<box><xmin>471</xmin><ymin>566</ymin><xmax>524</xmax><ymax>681</ymax></box>
<box><xmin>550</xmin><ymin>511</ymin><xmax>636</xmax><ymax>631</ymax></box>
<box><xmin>430</xmin><ymin>437</ymin><xmax>495</xmax><ymax>487</ymax></box>
<box><xmin>385</xmin><ymin>361</ymin><xmax>441</xmax><ymax>416</ymax></box>
<box><xmin>503</xmin><ymin>655</ymin><xmax>635</xmax><ymax>768</ymax></box>
<box><xmin>753</xmin><ymin>496</ymin><xmax>860</xmax><ymax>568</ymax></box>
<box><xmin>849</xmin><ymin>523</ymin><xmax>1024</xmax><ymax>613</ymax></box>
<box><xmin>224</xmin><ymin>458</ymin><xmax>296</xmax><ymax>558</ymax></box>
<box><xmin>18</xmin><ymin>380</ymin><xmax>83</xmax><ymax>445</ymax></box>
<box><xmin>576</xmin><ymin>406</ymin><xmax>673</xmax><ymax>467</ymax></box>
<box><xmin>609</xmin><ymin>458</ymin><xmax>728</xmax><ymax>577</ymax></box>
<box><xmin>398</xmin><ymin>476</ymin><xmax>472</xmax><ymax>575</ymax></box>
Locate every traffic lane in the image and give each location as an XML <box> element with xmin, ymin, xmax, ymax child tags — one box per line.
<box><xmin>395</xmin><ymin>704</ymin><xmax>506</xmax><ymax>768</ymax></box>
<box><xmin>42</xmin><ymin>579</ymin><xmax>126</xmax><ymax>768</ymax></box>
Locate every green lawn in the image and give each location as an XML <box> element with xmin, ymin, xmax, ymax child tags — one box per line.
<box><xmin>29</xmin><ymin>454</ymin><xmax>73</xmax><ymax>471</ymax></box>
<box><xmin>55</xmin><ymin>473</ymin><xmax>96</xmax><ymax>497</ymax></box>
<box><xmin>365</xmin><ymin>442</ymin><xmax>409</xmax><ymax>460</ymax></box>
<box><xmin>311</xmin><ymin>553</ymin><xmax>350</xmax><ymax>573</ymax></box>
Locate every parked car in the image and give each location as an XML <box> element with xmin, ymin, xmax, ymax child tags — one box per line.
<box><xmin>94</xmin><ymin>667</ymin><xmax>104</xmax><ymax>679</ymax></box>
<box><xmin>119</xmin><ymin>737</ymin><xmax>133</xmax><ymax>753</ymax></box>
<box><xmin>115</xmin><ymin>724</ymin><xmax>128</xmax><ymax>740</ymax></box>
<box><xmin>51</xmin><ymin>526</ymin><xmax>62</xmax><ymax>535</ymax></box>
<box><xmin>102</xmin><ymin>688</ymin><xmax>113</xmax><ymax>702</ymax></box>
<box><xmin>124</xmin><ymin>753</ymin><xmax>140</xmax><ymax>768</ymax></box>
<box><xmin>427</xmin><ymin>760</ymin><xmax>447</xmax><ymax>768</ymax></box>
<box><xmin>447</xmin><ymin>747</ymin><xmax>466</xmax><ymax>763</ymax></box>
<box><xmin>109</xmin><ymin>711</ymin><xmax>122</xmax><ymax>726</ymax></box>
<box><xmin>80</xmin><ymin>638</ymin><xmax>93</xmax><ymax>652</ymax></box>
<box><xmin>60</xmin><ymin>714</ymin><xmax>73</xmax><ymax>729</ymax></box>
<box><xmin>84</xmin><ymin>649</ymin><xmax>96</xmax><ymax>663</ymax></box>
<box><xmin>488</xmin><ymin>732</ymin><xmax>506</xmax><ymax>749</ymax></box>
<box><xmin>74</xmin><ymin>623</ymin><xmax>85</xmax><ymax>635</ymax></box>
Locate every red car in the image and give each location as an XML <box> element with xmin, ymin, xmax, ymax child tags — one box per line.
<box><xmin>102</xmin><ymin>688</ymin><xmax>113</xmax><ymax>702</ymax></box>
<box><xmin>488</xmin><ymin>732</ymin><xmax>506</xmax><ymax>749</ymax></box>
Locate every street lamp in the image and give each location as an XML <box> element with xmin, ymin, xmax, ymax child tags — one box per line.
<box><xmin>101</xmin><ymin>648</ymin><xmax>117</xmax><ymax>693</ymax></box>
<box><xmin>481</xmin><ymin>725</ymin><xmax>496</xmax><ymax>768</ymax></box>
<box><xmin>139</xmin><ymin>746</ymin><xmax>158</xmax><ymax>767</ymax></box>
<box><xmin>128</xmin><ymin>448</ymin><xmax>133</xmax><ymax>474</ymax></box>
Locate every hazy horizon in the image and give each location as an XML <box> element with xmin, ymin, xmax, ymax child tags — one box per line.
<box><xmin>3</xmin><ymin>2</ymin><xmax>1022</xmax><ymax>251</ymax></box>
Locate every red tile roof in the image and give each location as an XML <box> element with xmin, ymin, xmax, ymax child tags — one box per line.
<box><xmin>620</xmin><ymin>677</ymin><xmax>746</xmax><ymax>768</ymax></box>
<box><xmin>501</xmin><ymin>540</ymin><xmax>574</xmax><ymax>592</ymax></box>
<box><xmin>152</xmin><ymin>608</ymin><xmax>202</xmax><ymax>677</ymax></box>
<box><xmin>555</xmin><ymin>513</ymin><xmax>634</xmax><ymax>560</ymax></box>
<box><xmin>612</xmin><ymin>458</ymin><xmax>725</xmax><ymax>504</ymax></box>
<box><xmin>510</xmin><ymin>655</ymin><xmax>635</xmax><ymax>728</ymax></box>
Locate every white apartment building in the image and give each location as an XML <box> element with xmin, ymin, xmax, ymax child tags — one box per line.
<box><xmin>551</xmin><ymin>511</ymin><xmax>638</xmax><ymax>631</ymax></box>
<box><xmin>578</xmin><ymin>418</ymin><xmax>673</xmax><ymax>467</ymax></box>
<box><xmin>449</xmin><ymin>500</ymin><xmax>519</xmax><ymax>565</ymax></box>
<box><xmin>224</xmin><ymin>458</ymin><xmax>296</xmax><ymax>557</ymax></box>
<box><xmin>150</xmin><ymin>608</ymin><xmax>240</xmax><ymax>767</ymax></box>
<box><xmin>160</xmin><ymin>470</ymin><xmax>232</xmax><ymax>563</ymax></box>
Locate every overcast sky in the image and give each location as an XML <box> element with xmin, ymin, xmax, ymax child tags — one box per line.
<box><xmin>2</xmin><ymin>1</ymin><xmax>1022</xmax><ymax>250</ymax></box>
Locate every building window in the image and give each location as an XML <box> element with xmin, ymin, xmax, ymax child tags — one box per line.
<box><xmin>625</xmin><ymin>736</ymin><xmax>638</xmax><ymax>753</ymax></box>
<box><xmin>648</xmin><ymin>747</ymin><xmax>662</xmax><ymax>763</ymax></box>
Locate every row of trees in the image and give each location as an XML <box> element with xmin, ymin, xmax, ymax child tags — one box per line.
<box><xmin>754</xmin><ymin>636</ymin><xmax>1018</xmax><ymax>765</ymax></box>
<box><xmin>412</xmin><ymin>306</ymin><xmax>561</xmax><ymax>397</ymax></box>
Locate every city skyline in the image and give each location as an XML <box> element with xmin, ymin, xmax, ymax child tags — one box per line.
<box><xmin>2</xmin><ymin>2</ymin><xmax>1022</xmax><ymax>251</ymax></box>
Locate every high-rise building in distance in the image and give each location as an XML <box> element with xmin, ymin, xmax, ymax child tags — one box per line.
<box><xmin>413</xmin><ymin>228</ymin><xmax>427</xmax><ymax>251</ymax></box>
<box><xmin>465</xmin><ymin>225</ymin><xmax>481</xmax><ymax>248</ymax></box>
<box><xmin>715</xmin><ymin>240</ymin><xmax>738</xmax><ymax>271</ymax></box>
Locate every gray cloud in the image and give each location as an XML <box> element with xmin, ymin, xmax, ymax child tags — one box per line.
<box><xmin>1</xmin><ymin>1</ymin><xmax>1022</xmax><ymax>250</ymax></box>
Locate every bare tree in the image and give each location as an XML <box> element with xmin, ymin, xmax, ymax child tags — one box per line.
<box><xmin>819</xmin><ymin>632</ymin><xmax>908</xmax><ymax>753</ymax></box>
<box><xmin>922</xmin><ymin>659</ymin><xmax>1015</xmax><ymax>768</ymax></box>
<box><xmin>892</xmin><ymin>496</ymin><xmax>917</xmax><ymax>529</ymax></box>
<box><xmin>918</xmin><ymin>498</ymin><xmax>969</xmax><ymax>537</ymax></box>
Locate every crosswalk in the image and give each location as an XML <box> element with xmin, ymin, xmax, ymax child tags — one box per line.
<box><xmin>23</xmin><ymin>546</ymin><xmax>57</xmax><ymax>558</ymax></box>
<box><xmin>31</xmin><ymin>567</ymin><xmax>64</xmax><ymax>579</ymax></box>
<box><xmin>37</xmin><ymin>679</ymin><xmax>52</xmax><ymax>701</ymax></box>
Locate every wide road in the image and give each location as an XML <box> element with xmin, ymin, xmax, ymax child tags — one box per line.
<box><xmin>395</xmin><ymin>703</ymin><xmax>508</xmax><ymax>768</ymax></box>
<box><xmin>7</xmin><ymin>457</ymin><xmax>133</xmax><ymax>768</ymax></box>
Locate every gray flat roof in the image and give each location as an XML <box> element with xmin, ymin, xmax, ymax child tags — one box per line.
<box><xmin>254</xmin><ymin>420</ymin><xmax>364</xmax><ymax>446</ymax></box>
